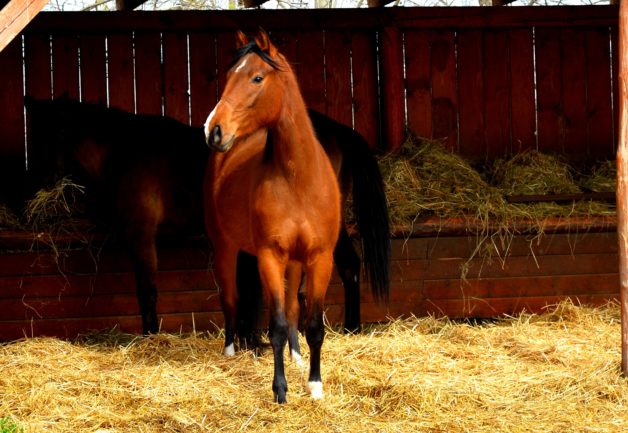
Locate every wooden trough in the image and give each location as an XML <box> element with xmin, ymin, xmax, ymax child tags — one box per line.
<box><xmin>0</xmin><ymin>216</ymin><xmax>618</xmax><ymax>340</ymax></box>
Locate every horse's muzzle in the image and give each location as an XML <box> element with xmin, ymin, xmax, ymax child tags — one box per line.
<box><xmin>207</xmin><ymin>125</ymin><xmax>222</xmax><ymax>148</ymax></box>
<box><xmin>207</xmin><ymin>124</ymin><xmax>234</xmax><ymax>152</ymax></box>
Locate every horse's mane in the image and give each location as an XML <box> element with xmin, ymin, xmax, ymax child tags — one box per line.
<box><xmin>229</xmin><ymin>41</ymin><xmax>283</xmax><ymax>71</ymax></box>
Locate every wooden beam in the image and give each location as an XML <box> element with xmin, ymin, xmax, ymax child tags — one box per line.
<box><xmin>115</xmin><ymin>0</ymin><xmax>147</xmax><ymax>10</ymax></box>
<box><xmin>0</xmin><ymin>0</ymin><xmax>47</xmax><ymax>53</ymax></box>
<box><xmin>617</xmin><ymin>0</ymin><xmax>628</xmax><ymax>376</ymax></box>
<box><xmin>240</xmin><ymin>0</ymin><xmax>269</xmax><ymax>8</ymax></box>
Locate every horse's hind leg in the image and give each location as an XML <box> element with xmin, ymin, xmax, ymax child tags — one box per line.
<box><xmin>285</xmin><ymin>262</ymin><xmax>305</xmax><ymax>368</ymax></box>
<box><xmin>304</xmin><ymin>252</ymin><xmax>334</xmax><ymax>400</ymax></box>
<box><xmin>236</xmin><ymin>251</ymin><xmax>264</xmax><ymax>351</ymax></box>
<box><xmin>258</xmin><ymin>248</ymin><xmax>289</xmax><ymax>403</ymax></box>
<box><xmin>126</xmin><ymin>226</ymin><xmax>159</xmax><ymax>335</ymax></box>
<box><xmin>213</xmin><ymin>247</ymin><xmax>239</xmax><ymax>356</ymax></box>
<box><xmin>334</xmin><ymin>228</ymin><xmax>362</xmax><ymax>333</ymax></box>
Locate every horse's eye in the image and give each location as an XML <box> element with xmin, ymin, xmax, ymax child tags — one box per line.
<box><xmin>252</xmin><ymin>75</ymin><xmax>263</xmax><ymax>84</ymax></box>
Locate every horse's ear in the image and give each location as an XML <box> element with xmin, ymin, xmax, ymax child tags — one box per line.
<box><xmin>255</xmin><ymin>28</ymin><xmax>277</xmax><ymax>58</ymax></box>
<box><xmin>236</xmin><ymin>30</ymin><xmax>249</xmax><ymax>49</ymax></box>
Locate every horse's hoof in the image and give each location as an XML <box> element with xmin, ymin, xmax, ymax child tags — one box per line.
<box><xmin>307</xmin><ymin>381</ymin><xmax>324</xmax><ymax>400</ymax></box>
<box><xmin>224</xmin><ymin>343</ymin><xmax>235</xmax><ymax>357</ymax></box>
<box><xmin>274</xmin><ymin>391</ymin><xmax>288</xmax><ymax>404</ymax></box>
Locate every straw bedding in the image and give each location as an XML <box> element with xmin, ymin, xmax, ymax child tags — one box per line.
<box><xmin>0</xmin><ymin>301</ymin><xmax>625</xmax><ymax>432</ymax></box>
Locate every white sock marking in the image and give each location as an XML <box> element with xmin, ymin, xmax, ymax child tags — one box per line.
<box><xmin>224</xmin><ymin>343</ymin><xmax>235</xmax><ymax>357</ymax></box>
<box><xmin>307</xmin><ymin>381</ymin><xmax>324</xmax><ymax>400</ymax></box>
<box><xmin>291</xmin><ymin>349</ymin><xmax>307</xmax><ymax>369</ymax></box>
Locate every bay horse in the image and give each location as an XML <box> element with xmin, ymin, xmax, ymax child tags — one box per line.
<box><xmin>204</xmin><ymin>30</ymin><xmax>360</xmax><ymax>402</ymax></box>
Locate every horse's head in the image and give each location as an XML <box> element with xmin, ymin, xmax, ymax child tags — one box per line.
<box><xmin>204</xmin><ymin>29</ymin><xmax>289</xmax><ymax>152</ymax></box>
<box><xmin>25</xmin><ymin>95</ymin><xmax>88</xmax><ymax>188</ymax></box>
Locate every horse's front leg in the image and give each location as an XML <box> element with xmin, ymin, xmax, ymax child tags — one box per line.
<box><xmin>304</xmin><ymin>252</ymin><xmax>334</xmax><ymax>400</ymax></box>
<box><xmin>213</xmin><ymin>248</ymin><xmax>239</xmax><ymax>356</ymax></box>
<box><xmin>258</xmin><ymin>248</ymin><xmax>289</xmax><ymax>403</ymax></box>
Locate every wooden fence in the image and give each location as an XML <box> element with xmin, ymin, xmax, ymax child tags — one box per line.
<box><xmin>0</xmin><ymin>6</ymin><xmax>621</xmax><ymax>339</ymax></box>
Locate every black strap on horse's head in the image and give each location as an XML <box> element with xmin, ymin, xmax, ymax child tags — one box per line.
<box><xmin>229</xmin><ymin>40</ymin><xmax>282</xmax><ymax>72</ymax></box>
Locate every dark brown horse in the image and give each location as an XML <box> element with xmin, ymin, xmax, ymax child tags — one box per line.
<box><xmin>25</xmin><ymin>96</ymin><xmax>208</xmax><ymax>335</ymax></box>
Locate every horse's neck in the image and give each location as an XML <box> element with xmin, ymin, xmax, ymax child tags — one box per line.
<box><xmin>270</xmin><ymin>102</ymin><xmax>322</xmax><ymax>172</ymax></box>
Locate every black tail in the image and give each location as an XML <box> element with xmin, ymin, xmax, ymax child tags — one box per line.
<box><xmin>341</xmin><ymin>129</ymin><xmax>391</xmax><ymax>302</ymax></box>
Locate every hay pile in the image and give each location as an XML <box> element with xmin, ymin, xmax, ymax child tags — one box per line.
<box><xmin>491</xmin><ymin>150</ymin><xmax>581</xmax><ymax>196</ymax></box>
<box><xmin>379</xmin><ymin>138</ymin><xmax>617</xmax><ymax>230</ymax></box>
<box><xmin>378</xmin><ymin>136</ymin><xmax>507</xmax><ymax>227</ymax></box>
<box><xmin>581</xmin><ymin>160</ymin><xmax>617</xmax><ymax>193</ymax></box>
<box><xmin>0</xmin><ymin>301</ymin><xmax>625</xmax><ymax>432</ymax></box>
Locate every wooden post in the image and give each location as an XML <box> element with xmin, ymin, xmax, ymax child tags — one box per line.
<box><xmin>618</xmin><ymin>0</ymin><xmax>628</xmax><ymax>376</ymax></box>
<box><xmin>0</xmin><ymin>0</ymin><xmax>48</xmax><ymax>53</ymax></box>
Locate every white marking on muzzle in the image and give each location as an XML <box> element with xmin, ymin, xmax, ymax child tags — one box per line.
<box><xmin>204</xmin><ymin>104</ymin><xmax>219</xmax><ymax>141</ymax></box>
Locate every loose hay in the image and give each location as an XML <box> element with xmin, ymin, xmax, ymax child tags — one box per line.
<box><xmin>0</xmin><ymin>301</ymin><xmax>625</xmax><ymax>433</ymax></box>
<box><xmin>581</xmin><ymin>160</ymin><xmax>616</xmax><ymax>193</ymax></box>
<box><xmin>0</xmin><ymin>204</ymin><xmax>21</xmax><ymax>230</ymax></box>
<box><xmin>24</xmin><ymin>176</ymin><xmax>86</xmax><ymax>233</ymax></box>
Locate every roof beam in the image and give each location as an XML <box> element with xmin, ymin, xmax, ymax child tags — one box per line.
<box><xmin>0</xmin><ymin>0</ymin><xmax>48</xmax><ymax>53</ymax></box>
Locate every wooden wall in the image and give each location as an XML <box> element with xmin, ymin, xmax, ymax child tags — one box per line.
<box><xmin>0</xmin><ymin>6</ymin><xmax>620</xmax><ymax>161</ymax></box>
<box><xmin>0</xmin><ymin>221</ymin><xmax>618</xmax><ymax>340</ymax></box>
<box><xmin>0</xmin><ymin>6</ymin><xmax>621</xmax><ymax>339</ymax></box>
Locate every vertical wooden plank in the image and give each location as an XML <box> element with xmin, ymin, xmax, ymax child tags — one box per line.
<box><xmin>483</xmin><ymin>30</ymin><xmax>511</xmax><ymax>160</ymax></box>
<box><xmin>163</xmin><ymin>31</ymin><xmax>189</xmax><ymax>124</ymax></box>
<box><xmin>612</xmin><ymin>24</ymin><xmax>620</xmax><ymax>155</ymax></box>
<box><xmin>616</xmin><ymin>0</ymin><xmax>628</xmax><ymax>377</ymax></box>
<box><xmin>404</xmin><ymin>29</ymin><xmax>432</xmax><ymax>141</ymax></box>
<box><xmin>51</xmin><ymin>34</ymin><xmax>79</xmax><ymax>99</ymax></box>
<box><xmin>24</xmin><ymin>32</ymin><xmax>51</xmax><ymax>100</ymax></box>
<box><xmin>351</xmin><ymin>31</ymin><xmax>379</xmax><ymax>148</ymax></box>
<box><xmin>216</xmin><ymin>31</ymin><xmax>237</xmax><ymax>98</ymax></box>
<box><xmin>535</xmin><ymin>28</ymin><xmax>562</xmax><ymax>154</ymax></box>
<box><xmin>561</xmin><ymin>29</ymin><xmax>588</xmax><ymax>162</ymax></box>
<box><xmin>324</xmin><ymin>30</ymin><xmax>352</xmax><ymax>127</ymax></box>
<box><xmin>189</xmin><ymin>31</ymin><xmax>217</xmax><ymax>127</ymax></box>
<box><xmin>0</xmin><ymin>37</ymin><xmax>26</xmax><ymax>208</ymax></box>
<box><xmin>509</xmin><ymin>28</ymin><xmax>536</xmax><ymax>155</ymax></box>
<box><xmin>0</xmin><ymin>37</ymin><xmax>24</xmax><ymax>157</ymax></box>
<box><xmin>586</xmin><ymin>27</ymin><xmax>613</xmax><ymax>161</ymax></box>
<box><xmin>134</xmin><ymin>32</ymin><xmax>163</xmax><ymax>116</ymax></box>
<box><xmin>296</xmin><ymin>30</ymin><xmax>325</xmax><ymax>114</ymax></box>
<box><xmin>24</xmin><ymin>32</ymin><xmax>51</xmax><ymax>178</ymax></box>
<box><xmin>430</xmin><ymin>30</ymin><xmax>458</xmax><ymax>151</ymax></box>
<box><xmin>107</xmin><ymin>33</ymin><xmax>134</xmax><ymax>113</ymax></box>
<box><xmin>379</xmin><ymin>26</ymin><xmax>405</xmax><ymax>151</ymax></box>
<box><xmin>270</xmin><ymin>30</ymin><xmax>298</xmax><ymax>68</ymax></box>
<box><xmin>456</xmin><ymin>30</ymin><xmax>484</xmax><ymax>160</ymax></box>
<box><xmin>79</xmin><ymin>34</ymin><xmax>107</xmax><ymax>105</ymax></box>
